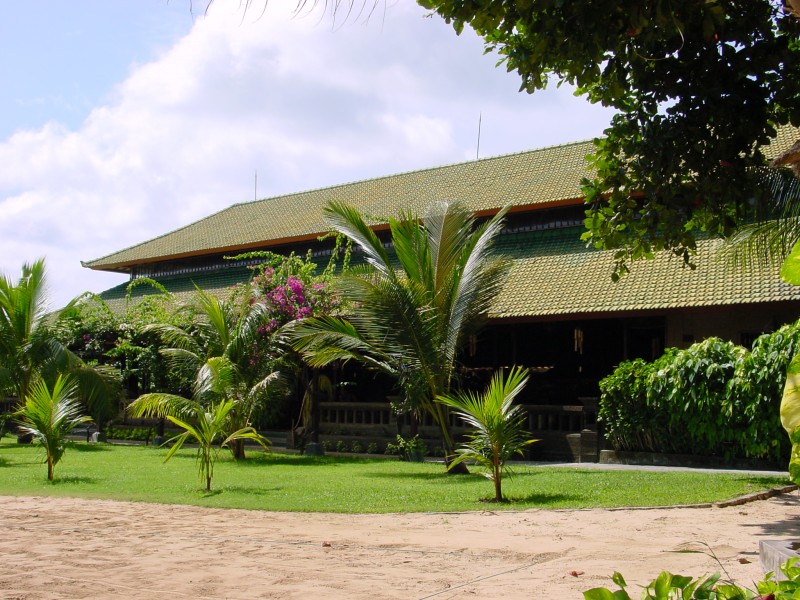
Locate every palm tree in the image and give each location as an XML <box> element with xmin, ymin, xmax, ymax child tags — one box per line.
<box><xmin>0</xmin><ymin>259</ymin><xmax>119</xmax><ymax>432</ymax></box>
<box><xmin>290</xmin><ymin>200</ymin><xmax>511</xmax><ymax>470</ymax></box>
<box><xmin>720</xmin><ymin>167</ymin><xmax>800</xmax><ymax>275</ymax></box>
<box><xmin>438</xmin><ymin>366</ymin><xmax>537</xmax><ymax>502</ymax></box>
<box><xmin>15</xmin><ymin>375</ymin><xmax>92</xmax><ymax>481</ymax></box>
<box><xmin>0</xmin><ymin>258</ymin><xmax>68</xmax><ymax>401</ymax></box>
<box><xmin>141</xmin><ymin>286</ymin><xmax>279</xmax><ymax>459</ymax></box>
<box><xmin>132</xmin><ymin>391</ymin><xmax>269</xmax><ymax>492</ymax></box>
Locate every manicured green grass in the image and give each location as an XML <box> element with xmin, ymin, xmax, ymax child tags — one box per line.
<box><xmin>0</xmin><ymin>437</ymin><xmax>788</xmax><ymax>513</ymax></box>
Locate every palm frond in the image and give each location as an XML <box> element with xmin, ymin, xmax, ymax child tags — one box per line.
<box><xmin>127</xmin><ymin>392</ymin><xmax>197</xmax><ymax>419</ymax></box>
<box><xmin>324</xmin><ymin>201</ymin><xmax>393</xmax><ymax>277</ymax></box>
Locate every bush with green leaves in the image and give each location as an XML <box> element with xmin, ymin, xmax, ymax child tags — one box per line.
<box><xmin>104</xmin><ymin>425</ymin><xmax>158</xmax><ymax>442</ymax></box>
<box><xmin>599</xmin><ymin>320</ymin><xmax>800</xmax><ymax>461</ymax></box>
<box><xmin>584</xmin><ymin>557</ymin><xmax>800</xmax><ymax>600</ymax></box>
<box><xmin>385</xmin><ymin>434</ymin><xmax>428</xmax><ymax>460</ymax></box>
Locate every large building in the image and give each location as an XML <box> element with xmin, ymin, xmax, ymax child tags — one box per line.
<box><xmin>84</xmin><ymin>130</ymin><xmax>800</xmax><ymax>458</ymax></box>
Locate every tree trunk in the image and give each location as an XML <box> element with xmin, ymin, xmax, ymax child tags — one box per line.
<box><xmin>436</xmin><ymin>405</ymin><xmax>469</xmax><ymax>474</ymax></box>
<box><xmin>47</xmin><ymin>455</ymin><xmax>54</xmax><ymax>481</ymax></box>
<box><xmin>445</xmin><ymin>455</ymin><xmax>470</xmax><ymax>475</ymax></box>
<box><xmin>310</xmin><ymin>370</ymin><xmax>320</xmax><ymax>444</ymax></box>
<box><xmin>231</xmin><ymin>438</ymin><xmax>246</xmax><ymax>460</ymax></box>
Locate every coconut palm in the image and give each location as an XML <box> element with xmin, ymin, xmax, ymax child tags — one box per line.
<box><xmin>0</xmin><ymin>259</ymin><xmax>119</xmax><ymax>430</ymax></box>
<box><xmin>290</xmin><ymin>200</ymin><xmax>511</xmax><ymax>470</ymax></box>
<box><xmin>142</xmin><ymin>395</ymin><xmax>268</xmax><ymax>492</ymax></box>
<box><xmin>438</xmin><ymin>366</ymin><xmax>537</xmax><ymax>502</ymax></box>
<box><xmin>128</xmin><ymin>355</ymin><xmax>271</xmax><ymax>491</ymax></box>
<box><xmin>0</xmin><ymin>259</ymin><xmax>72</xmax><ymax>401</ymax></box>
<box><xmin>15</xmin><ymin>375</ymin><xmax>92</xmax><ymax>481</ymax></box>
<box><xmin>720</xmin><ymin>167</ymin><xmax>800</xmax><ymax>274</ymax></box>
<box><xmin>140</xmin><ymin>286</ymin><xmax>279</xmax><ymax>459</ymax></box>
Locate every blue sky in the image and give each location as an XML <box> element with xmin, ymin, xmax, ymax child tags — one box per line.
<box><xmin>0</xmin><ymin>0</ymin><xmax>615</xmax><ymax>306</ymax></box>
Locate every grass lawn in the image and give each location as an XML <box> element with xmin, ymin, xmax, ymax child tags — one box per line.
<box><xmin>0</xmin><ymin>436</ymin><xmax>789</xmax><ymax>513</ymax></box>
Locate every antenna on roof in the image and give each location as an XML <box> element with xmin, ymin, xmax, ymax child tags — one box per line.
<box><xmin>254</xmin><ymin>170</ymin><xmax>258</xmax><ymax>201</ymax></box>
<box><xmin>476</xmin><ymin>113</ymin><xmax>482</xmax><ymax>160</ymax></box>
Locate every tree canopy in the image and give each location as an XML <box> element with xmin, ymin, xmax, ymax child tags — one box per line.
<box><xmin>418</xmin><ymin>1</ymin><xmax>800</xmax><ymax>277</ymax></box>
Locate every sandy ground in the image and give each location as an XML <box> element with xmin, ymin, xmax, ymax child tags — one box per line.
<box><xmin>1</xmin><ymin>492</ymin><xmax>799</xmax><ymax>599</ymax></box>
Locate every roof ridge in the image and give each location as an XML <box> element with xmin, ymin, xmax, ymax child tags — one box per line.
<box><xmin>228</xmin><ymin>138</ymin><xmax>597</xmax><ymax>210</ymax></box>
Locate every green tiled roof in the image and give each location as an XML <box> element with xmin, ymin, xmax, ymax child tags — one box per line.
<box><xmin>84</xmin><ymin>140</ymin><xmax>596</xmax><ymax>270</ymax></box>
<box><xmin>491</xmin><ymin>228</ymin><xmax>800</xmax><ymax>318</ymax></box>
<box><xmin>109</xmin><ymin>227</ymin><xmax>800</xmax><ymax>319</ymax></box>
<box><xmin>85</xmin><ymin>128</ymin><xmax>800</xmax><ymax>272</ymax></box>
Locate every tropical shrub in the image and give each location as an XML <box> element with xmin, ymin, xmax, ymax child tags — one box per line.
<box><xmin>228</xmin><ymin>251</ymin><xmax>344</xmax><ymax>431</ymax></box>
<box><xmin>598</xmin><ymin>350</ymin><xmax>678</xmax><ymax>453</ymax></box>
<box><xmin>584</xmin><ymin>557</ymin><xmax>800</xmax><ymax>599</ymax></box>
<box><xmin>599</xmin><ymin>320</ymin><xmax>800</xmax><ymax>461</ymax></box>
<box><xmin>61</xmin><ymin>285</ymin><xmax>193</xmax><ymax>407</ymax></box>
<box><xmin>104</xmin><ymin>425</ymin><xmax>160</xmax><ymax>442</ymax></box>
<box><xmin>385</xmin><ymin>434</ymin><xmax>428</xmax><ymax>461</ymax></box>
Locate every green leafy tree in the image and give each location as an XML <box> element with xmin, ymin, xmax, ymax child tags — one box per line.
<box><xmin>131</xmin><ymin>391</ymin><xmax>268</xmax><ymax>492</ymax></box>
<box><xmin>417</xmin><ymin>0</ymin><xmax>800</xmax><ymax>279</ymax></box>
<box><xmin>438</xmin><ymin>366</ymin><xmax>537</xmax><ymax>502</ymax></box>
<box><xmin>15</xmin><ymin>375</ymin><xmax>92</xmax><ymax>481</ymax></box>
<box><xmin>290</xmin><ymin>200</ymin><xmax>510</xmax><ymax>470</ymax></box>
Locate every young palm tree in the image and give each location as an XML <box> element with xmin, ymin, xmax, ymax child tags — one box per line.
<box><xmin>15</xmin><ymin>375</ymin><xmax>92</xmax><ymax>481</ymax></box>
<box><xmin>167</xmin><ymin>399</ymin><xmax>267</xmax><ymax>492</ymax></box>
<box><xmin>128</xmin><ymin>359</ymin><xmax>271</xmax><ymax>491</ymax></box>
<box><xmin>290</xmin><ymin>200</ymin><xmax>511</xmax><ymax>470</ymax></box>
<box><xmin>438</xmin><ymin>366</ymin><xmax>537</xmax><ymax>502</ymax></box>
<box><xmin>0</xmin><ymin>259</ymin><xmax>119</xmax><ymax>430</ymax></box>
<box><xmin>141</xmin><ymin>286</ymin><xmax>278</xmax><ymax>459</ymax></box>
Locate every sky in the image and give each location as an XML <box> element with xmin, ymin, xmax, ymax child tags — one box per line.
<box><xmin>0</xmin><ymin>0</ymin><xmax>615</xmax><ymax>308</ymax></box>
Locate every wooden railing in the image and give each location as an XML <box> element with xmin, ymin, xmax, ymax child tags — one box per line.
<box><xmin>318</xmin><ymin>400</ymin><xmax>597</xmax><ymax>435</ymax></box>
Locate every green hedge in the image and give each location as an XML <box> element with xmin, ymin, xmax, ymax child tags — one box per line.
<box><xmin>105</xmin><ymin>425</ymin><xmax>157</xmax><ymax>442</ymax></box>
<box><xmin>599</xmin><ymin>320</ymin><xmax>800</xmax><ymax>461</ymax></box>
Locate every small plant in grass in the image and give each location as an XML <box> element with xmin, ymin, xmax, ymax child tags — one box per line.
<box><xmin>165</xmin><ymin>399</ymin><xmax>268</xmax><ymax>492</ymax></box>
<box><xmin>130</xmin><ymin>393</ymin><xmax>269</xmax><ymax>492</ymax></box>
<box><xmin>14</xmin><ymin>375</ymin><xmax>92</xmax><ymax>481</ymax></box>
<box><xmin>350</xmin><ymin>440</ymin><xmax>363</xmax><ymax>453</ymax></box>
<box><xmin>366</xmin><ymin>442</ymin><xmax>379</xmax><ymax>454</ymax></box>
<box><xmin>438</xmin><ymin>366</ymin><xmax>537</xmax><ymax>502</ymax></box>
<box><xmin>335</xmin><ymin>440</ymin><xmax>348</xmax><ymax>453</ymax></box>
<box><xmin>321</xmin><ymin>440</ymin><xmax>332</xmax><ymax>452</ymax></box>
<box><xmin>385</xmin><ymin>434</ymin><xmax>427</xmax><ymax>461</ymax></box>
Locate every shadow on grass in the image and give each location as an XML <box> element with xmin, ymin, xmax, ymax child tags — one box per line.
<box><xmin>363</xmin><ymin>470</ymin><xmax>483</xmax><ymax>485</ymax></box>
<box><xmin>221</xmin><ymin>485</ymin><xmax>284</xmax><ymax>496</ymax></box>
<box><xmin>232</xmin><ymin>454</ymin><xmax>389</xmax><ymax>468</ymax></box>
<box><xmin>737</xmin><ymin>475</ymin><xmax>791</xmax><ymax>487</ymax></box>
<box><xmin>50</xmin><ymin>475</ymin><xmax>99</xmax><ymax>485</ymax></box>
<box><xmin>506</xmin><ymin>492</ymin><xmax>584</xmax><ymax>506</ymax></box>
<box><xmin>68</xmin><ymin>443</ymin><xmax>111</xmax><ymax>453</ymax></box>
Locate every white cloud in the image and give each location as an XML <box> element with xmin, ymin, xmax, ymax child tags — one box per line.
<box><xmin>0</xmin><ymin>0</ymin><xmax>614</xmax><ymax>306</ymax></box>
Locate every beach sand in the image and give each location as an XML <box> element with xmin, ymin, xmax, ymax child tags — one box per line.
<box><xmin>1</xmin><ymin>492</ymin><xmax>799</xmax><ymax>599</ymax></box>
